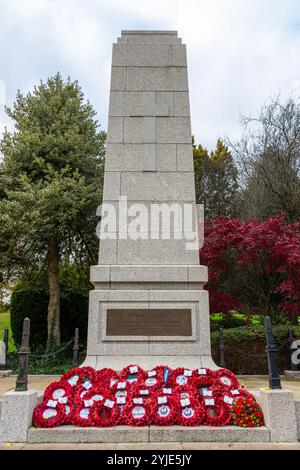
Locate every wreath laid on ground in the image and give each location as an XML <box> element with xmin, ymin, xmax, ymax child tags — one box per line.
<box><xmin>231</xmin><ymin>396</ymin><xmax>264</xmax><ymax>427</ymax></box>
<box><xmin>32</xmin><ymin>365</ymin><xmax>264</xmax><ymax>428</ymax></box>
<box><xmin>152</xmin><ymin>394</ymin><xmax>178</xmax><ymax>426</ymax></box>
<box><xmin>92</xmin><ymin>399</ymin><xmax>120</xmax><ymax>427</ymax></box>
<box><xmin>176</xmin><ymin>396</ymin><xmax>206</xmax><ymax>426</ymax></box>
<box><xmin>122</xmin><ymin>397</ymin><xmax>154</xmax><ymax>426</ymax></box>
<box><xmin>32</xmin><ymin>401</ymin><xmax>65</xmax><ymax>428</ymax></box>
<box><xmin>203</xmin><ymin>397</ymin><xmax>232</xmax><ymax>426</ymax></box>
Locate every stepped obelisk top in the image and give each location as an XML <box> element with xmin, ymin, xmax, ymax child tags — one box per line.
<box><xmin>84</xmin><ymin>31</ymin><xmax>215</xmax><ymax>371</ymax></box>
<box><xmin>99</xmin><ymin>29</ymin><xmax>200</xmax><ymax>266</ymax></box>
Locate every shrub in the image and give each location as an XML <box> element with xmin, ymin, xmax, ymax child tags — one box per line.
<box><xmin>10</xmin><ymin>266</ymin><xmax>90</xmax><ymax>349</ymax></box>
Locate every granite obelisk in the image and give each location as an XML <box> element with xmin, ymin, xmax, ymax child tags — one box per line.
<box><xmin>83</xmin><ymin>30</ymin><xmax>216</xmax><ymax>370</ymax></box>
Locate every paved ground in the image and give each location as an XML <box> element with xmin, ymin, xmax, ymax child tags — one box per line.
<box><xmin>1</xmin><ymin>442</ymin><xmax>300</xmax><ymax>450</ymax></box>
<box><xmin>1</xmin><ymin>375</ymin><xmax>300</xmax><ymax>398</ymax></box>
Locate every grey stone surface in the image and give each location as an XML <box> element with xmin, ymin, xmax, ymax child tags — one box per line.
<box><xmin>120</xmin><ymin>172</ymin><xmax>196</xmax><ymax>201</ymax></box>
<box><xmin>176</xmin><ymin>144</ymin><xmax>194</xmax><ymax>171</ymax></box>
<box><xmin>172</xmin><ymin>45</ymin><xmax>187</xmax><ymax>66</ymax></box>
<box><xmin>107</xmin><ymin>116</ymin><xmax>123</xmax><ymax>143</ymax></box>
<box><xmin>156</xmin><ymin>117</ymin><xmax>192</xmax><ymax>144</ymax></box>
<box><xmin>149</xmin><ymin>426</ymin><xmax>270</xmax><ymax>442</ymax></box>
<box><xmin>27</xmin><ymin>425</ymin><xmax>270</xmax><ymax>444</ymax></box>
<box><xmin>127</xmin><ymin>67</ymin><xmax>188</xmax><ymax>91</ymax></box>
<box><xmin>102</xmin><ymin>172</ymin><xmax>120</xmax><ymax>201</ymax></box>
<box><xmin>26</xmin><ymin>425</ymin><xmax>270</xmax><ymax>444</ymax></box>
<box><xmin>0</xmin><ymin>390</ymin><xmax>38</xmax><ymax>443</ymax></box>
<box><xmin>124</xmin><ymin>117</ymin><xmax>156</xmax><ymax>144</ymax></box>
<box><xmin>174</xmin><ymin>92</ymin><xmax>190</xmax><ymax>116</ymax></box>
<box><xmin>112</xmin><ymin>43</ymin><xmax>172</xmax><ymax>67</ymax></box>
<box><xmin>84</xmin><ymin>30</ymin><xmax>216</xmax><ymax>370</ymax></box>
<box><xmin>157</xmin><ymin>144</ymin><xmax>177</xmax><ymax>171</ymax></box>
<box><xmin>258</xmin><ymin>389</ymin><xmax>298</xmax><ymax>442</ymax></box>
<box><xmin>110</xmin><ymin>67</ymin><xmax>126</xmax><ymax>91</ymax></box>
<box><xmin>109</xmin><ymin>91</ymin><xmax>174</xmax><ymax>117</ymax></box>
<box><xmin>28</xmin><ymin>426</ymin><xmax>149</xmax><ymax>443</ymax></box>
<box><xmin>143</xmin><ymin>144</ymin><xmax>157</xmax><ymax>171</ymax></box>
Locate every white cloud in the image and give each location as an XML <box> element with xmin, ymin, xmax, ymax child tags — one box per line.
<box><xmin>0</xmin><ymin>0</ymin><xmax>299</xmax><ymax>149</ymax></box>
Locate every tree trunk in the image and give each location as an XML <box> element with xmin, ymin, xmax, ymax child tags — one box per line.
<box><xmin>47</xmin><ymin>235</ymin><xmax>60</xmax><ymax>347</ymax></box>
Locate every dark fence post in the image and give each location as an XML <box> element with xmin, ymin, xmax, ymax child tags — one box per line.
<box><xmin>219</xmin><ymin>327</ymin><xmax>225</xmax><ymax>368</ymax></box>
<box><xmin>15</xmin><ymin>318</ymin><xmax>30</xmax><ymax>391</ymax></box>
<box><xmin>72</xmin><ymin>328</ymin><xmax>79</xmax><ymax>368</ymax></box>
<box><xmin>264</xmin><ymin>315</ymin><xmax>282</xmax><ymax>389</ymax></box>
<box><xmin>288</xmin><ymin>327</ymin><xmax>298</xmax><ymax>371</ymax></box>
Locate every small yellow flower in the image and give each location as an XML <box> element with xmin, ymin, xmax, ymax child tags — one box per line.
<box><xmin>264</xmin><ymin>387</ymin><xmax>270</xmax><ymax>390</ymax></box>
<box><xmin>5</xmin><ymin>443</ymin><xmax>11</xmax><ymax>447</ymax></box>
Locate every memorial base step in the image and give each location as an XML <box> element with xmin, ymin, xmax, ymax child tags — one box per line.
<box><xmin>27</xmin><ymin>425</ymin><xmax>270</xmax><ymax>443</ymax></box>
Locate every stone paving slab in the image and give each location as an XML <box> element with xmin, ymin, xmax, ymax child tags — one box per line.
<box><xmin>2</xmin><ymin>442</ymin><xmax>300</xmax><ymax>450</ymax></box>
<box><xmin>27</xmin><ymin>425</ymin><xmax>269</xmax><ymax>444</ymax></box>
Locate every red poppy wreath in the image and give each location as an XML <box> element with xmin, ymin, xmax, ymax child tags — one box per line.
<box><xmin>232</xmin><ymin>396</ymin><xmax>264</xmax><ymax>428</ymax></box>
<box><xmin>119</xmin><ymin>364</ymin><xmax>146</xmax><ymax>384</ymax></box>
<box><xmin>213</xmin><ymin>368</ymin><xmax>239</xmax><ymax>389</ymax></box>
<box><xmin>123</xmin><ymin>397</ymin><xmax>154</xmax><ymax>426</ymax></box>
<box><xmin>43</xmin><ymin>379</ymin><xmax>74</xmax><ymax>402</ymax></box>
<box><xmin>92</xmin><ymin>398</ymin><xmax>120</xmax><ymax>427</ymax></box>
<box><xmin>152</xmin><ymin>394</ymin><xmax>178</xmax><ymax>426</ymax></box>
<box><xmin>203</xmin><ymin>397</ymin><xmax>232</xmax><ymax>426</ymax></box>
<box><xmin>32</xmin><ymin>401</ymin><xmax>65</xmax><ymax>428</ymax></box>
<box><xmin>173</xmin><ymin>368</ymin><xmax>194</xmax><ymax>387</ymax></box>
<box><xmin>176</xmin><ymin>396</ymin><xmax>205</xmax><ymax>426</ymax></box>
<box><xmin>192</xmin><ymin>368</ymin><xmax>213</xmax><ymax>387</ymax></box>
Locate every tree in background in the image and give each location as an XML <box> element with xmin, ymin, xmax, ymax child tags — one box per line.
<box><xmin>201</xmin><ymin>216</ymin><xmax>300</xmax><ymax>324</ymax></box>
<box><xmin>230</xmin><ymin>96</ymin><xmax>300</xmax><ymax>222</ymax></box>
<box><xmin>193</xmin><ymin>138</ymin><xmax>238</xmax><ymax>218</ymax></box>
<box><xmin>0</xmin><ymin>73</ymin><xmax>106</xmax><ymax>347</ymax></box>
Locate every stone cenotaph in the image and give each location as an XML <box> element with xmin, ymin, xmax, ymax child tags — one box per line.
<box><xmin>83</xmin><ymin>30</ymin><xmax>216</xmax><ymax>370</ymax></box>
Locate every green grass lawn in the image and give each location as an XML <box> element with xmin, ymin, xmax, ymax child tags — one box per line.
<box><xmin>0</xmin><ymin>311</ymin><xmax>16</xmax><ymax>352</ymax></box>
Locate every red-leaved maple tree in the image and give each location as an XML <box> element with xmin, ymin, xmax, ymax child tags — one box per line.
<box><xmin>200</xmin><ymin>216</ymin><xmax>300</xmax><ymax>322</ymax></box>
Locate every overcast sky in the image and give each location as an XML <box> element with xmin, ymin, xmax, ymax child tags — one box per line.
<box><xmin>0</xmin><ymin>0</ymin><xmax>300</xmax><ymax>150</ymax></box>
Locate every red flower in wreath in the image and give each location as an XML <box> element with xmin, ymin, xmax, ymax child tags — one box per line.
<box><xmin>173</xmin><ymin>368</ymin><xmax>194</xmax><ymax>387</ymax></box>
<box><xmin>173</xmin><ymin>384</ymin><xmax>200</xmax><ymax>403</ymax></box>
<box><xmin>204</xmin><ymin>397</ymin><xmax>232</xmax><ymax>426</ymax></box>
<box><xmin>192</xmin><ymin>368</ymin><xmax>213</xmax><ymax>387</ymax></box>
<box><xmin>72</xmin><ymin>401</ymin><xmax>96</xmax><ymax>427</ymax></box>
<box><xmin>92</xmin><ymin>398</ymin><xmax>120</xmax><ymax>427</ymax></box>
<box><xmin>139</xmin><ymin>369</ymin><xmax>163</xmax><ymax>391</ymax></box>
<box><xmin>152</xmin><ymin>394</ymin><xmax>178</xmax><ymax>426</ymax></box>
<box><xmin>119</xmin><ymin>364</ymin><xmax>146</xmax><ymax>383</ymax></box>
<box><xmin>123</xmin><ymin>397</ymin><xmax>154</xmax><ymax>426</ymax></box>
<box><xmin>232</xmin><ymin>396</ymin><xmax>264</xmax><ymax>428</ymax></box>
<box><xmin>213</xmin><ymin>368</ymin><xmax>239</xmax><ymax>389</ymax></box>
<box><xmin>148</xmin><ymin>366</ymin><xmax>175</xmax><ymax>386</ymax></box>
<box><xmin>175</xmin><ymin>396</ymin><xmax>205</xmax><ymax>426</ymax></box>
<box><xmin>110</xmin><ymin>380</ymin><xmax>133</xmax><ymax>402</ymax></box>
<box><xmin>32</xmin><ymin>401</ymin><xmax>65</xmax><ymax>428</ymax></box>
<box><xmin>61</xmin><ymin>366</ymin><xmax>96</xmax><ymax>388</ymax></box>
<box><xmin>95</xmin><ymin>368</ymin><xmax>119</xmax><ymax>389</ymax></box>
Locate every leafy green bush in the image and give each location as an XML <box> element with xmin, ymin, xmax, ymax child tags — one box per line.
<box><xmin>10</xmin><ymin>266</ymin><xmax>90</xmax><ymax>349</ymax></box>
<box><xmin>211</xmin><ymin>323</ymin><xmax>300</xmax><ymax>344</ymax></box>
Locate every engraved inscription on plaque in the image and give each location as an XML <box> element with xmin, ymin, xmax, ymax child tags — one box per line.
<box><xmin>106</xmin><ymin>309</ymin><xmax>192</xmax><ymax>336</ymax></box>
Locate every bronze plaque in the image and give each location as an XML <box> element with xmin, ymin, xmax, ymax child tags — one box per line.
<box><xmin>106</xmin><ymin>309</ymin><xmax>192</xmax><ymax>336</ymax></box>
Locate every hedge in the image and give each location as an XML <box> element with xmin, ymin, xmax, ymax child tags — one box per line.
<box><xmin>10</xmin><ymin>269</ymin><xmax>90</xmax><ymax>349</ymax></box>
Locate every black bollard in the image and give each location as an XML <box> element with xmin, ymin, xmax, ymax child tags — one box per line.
<box><xmin>72</xmin><ymin>328</ymin><xmax>79</xmax><ymax>368</ymax></box>
<box><xmin>219</xmin><ymin>328</ymin><xmax>225</xmax><ymax>368</ymax></box>
<box><xmin>264</xmin><ymin>315</ymin><xmax>282</xmax><ymax>389</ymax></box>
<box><xmin>15</xmin><ymin>318</ymin><xmax>30</xmax><ymax>392</ymax></box>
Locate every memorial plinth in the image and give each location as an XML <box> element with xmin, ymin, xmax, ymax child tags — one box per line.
<box><xmin>83</xmin><ymin>30</ymin><xmax>217</xmax><ymax>370</ymax></box>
